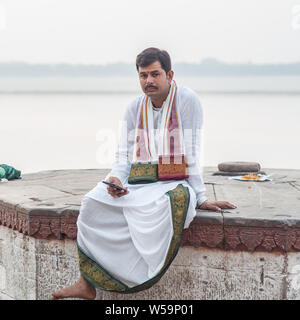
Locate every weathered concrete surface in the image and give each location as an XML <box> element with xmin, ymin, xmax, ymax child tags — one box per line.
<box><xmin>0</xmin><ymin>167</ymin><xmax>300</xmax><ymax>300</ymax></box>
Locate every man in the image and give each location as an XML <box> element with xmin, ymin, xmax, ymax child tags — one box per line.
<box><xmin>52</xmin><ymin>48</ymin><xmax>236</xmax><ymax>300</ymax></box>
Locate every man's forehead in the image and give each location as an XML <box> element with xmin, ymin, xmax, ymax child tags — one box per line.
<box><xmin>138</xmin><ymin>61</ymin><xmax>163</xmax><ymax>73</ymax></box>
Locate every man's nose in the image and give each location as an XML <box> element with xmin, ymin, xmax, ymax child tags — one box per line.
<box><xmin>145</xmin><ymin>75</ymin><xmax>154</xmax><ymax>84</ymax></box>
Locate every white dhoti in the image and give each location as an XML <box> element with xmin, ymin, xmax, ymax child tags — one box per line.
<box><xmin>76</xmin><ymin>180</ymin><xmax>197</xmax><ymax>292</ymax></box>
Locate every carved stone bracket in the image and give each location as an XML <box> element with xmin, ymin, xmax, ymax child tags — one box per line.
<box><xmin>0</xmin><ymin>201</ymin><xmax>77</xmax><ymax>240</ymax></box>
<box><xmin>181</xmin><ymin>221</ymin><xmax>224</xmax><ymax>249</ymax></box>
<box><xmin>2</xmin><ymin>199</ymin><xmax>300</xmax><ymax>252</ymax></box>
<box><xmin>182</xmin><ymin>219</ymin><xmax>300</xmax><ymax>252</ymax></box>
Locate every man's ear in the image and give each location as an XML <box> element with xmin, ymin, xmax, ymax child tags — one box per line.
<box><xmin>167</xmin><ymin>70</ymin><xmax>174</xmax><ymax>82</ymax></box>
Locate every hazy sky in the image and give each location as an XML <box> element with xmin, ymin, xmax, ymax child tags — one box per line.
<box><xmin>0</xmin><ymin>0</ymin><xmax>300</xmax><ymax>64</ymax></box>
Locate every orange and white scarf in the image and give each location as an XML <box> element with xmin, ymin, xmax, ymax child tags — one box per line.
<box><xmin>133</xmin><ymin>80</ymin><xmax>185</xmax><ymax>163</ymax></box>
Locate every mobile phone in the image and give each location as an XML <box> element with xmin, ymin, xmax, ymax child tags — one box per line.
<box><xmin>102</xmin><ymin>181</ymin><xmax>128</xmax><ymax>192</ymax></box>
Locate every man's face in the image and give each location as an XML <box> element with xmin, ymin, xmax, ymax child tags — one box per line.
<box><xmin>138</xmin><ymin>61</ymin><xmax>173</xmax><ymax>99</ymax></box>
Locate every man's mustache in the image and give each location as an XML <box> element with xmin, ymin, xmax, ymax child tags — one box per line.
<box><xmin>145</xmin><ymin>85</ymin><xmax>158</xmax><ymax>90</ymax></box>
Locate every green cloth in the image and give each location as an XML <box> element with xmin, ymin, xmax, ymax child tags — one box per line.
<box><xmin>128</xmin><ymin>162</ymin><xmax>158</xmax><ymax>184</ymax></box>
<box><xmin>0</xmin><ymin>164</ymin><xmax>21</xmax><ymax>180</ymax></box>
<box><xmin>0</xmin><ymin>167</ymin><xmax>5</xmax><ymax>179</ymax></box>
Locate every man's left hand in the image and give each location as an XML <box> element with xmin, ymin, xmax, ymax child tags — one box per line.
<box><xmin>198</xmin><ymin>200</ymin><xmax>237</xmax><ymax>212</ymax></box>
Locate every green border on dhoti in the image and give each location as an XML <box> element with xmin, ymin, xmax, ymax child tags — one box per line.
<box><xmin>77</xmin><ymin>183</ymin><xmax>190</xmax><ymax>293</ymax></box>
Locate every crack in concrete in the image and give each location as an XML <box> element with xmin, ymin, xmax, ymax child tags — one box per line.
<box><xmin>282</xmin><ymin>253</ymin><xmax>288</xmax><ymax>300</ymax></box>
<box><xmin>29</xmin><ymin>197</ymin><xmax>42</xmax><ymax>202</ymax></box>
<box><xmin>0</xmin><ymin>290</ymin><xmax>15</xmax><ymax>300</ymax></box>
<box><xmin>260</xmin><ymin>265</ymin><xmax>264</xmax><ymax>286</ymax></box>
<box><xmin>211</xmin><ymin>184</ymin><xmax>217</xmax><ymax>201</ymax></box>
<box><xmin>275</xmin><ymin>180</ymin><xmax>297</xmax><ymax>184</ymax></box>
<box><xmin>220</xmin><ymin>208</ymin><xmax>225</xmax><ymax>250</ymax></box>
<box><xmin>288</xmin><ymin>182</ymin><xmax>300</xmax><ymax>192</ymax></box>
<box><xmin>41</xmin><ymin>185</ymin><xmax>78</xmax><ymax>196</ymax></box>
<box><xmin>173</xmin><ymin>264</ymin><xmax>284</xmax><ymax>276</ymax></box>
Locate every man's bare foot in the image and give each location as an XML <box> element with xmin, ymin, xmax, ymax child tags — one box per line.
<box><xmin>51</xmin><ymin>276</ymin><xmax>96</xmax><ymax>300</ymax></box>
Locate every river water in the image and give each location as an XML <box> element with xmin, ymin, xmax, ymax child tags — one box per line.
<box><xmin>0</xmin><ymin>75</ymin><xmax>299</xmax><ymax>173</ymax></box>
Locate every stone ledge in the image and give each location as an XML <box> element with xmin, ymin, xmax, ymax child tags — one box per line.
<box><xmin>0</xmin><ymin>202</ymin><xmax>78</xmax><ymax>240</ymax></box>
<box><xmin>0</xmin><ymin>167</ymin><xmax>299</xmax><ymax>252</ymax></box>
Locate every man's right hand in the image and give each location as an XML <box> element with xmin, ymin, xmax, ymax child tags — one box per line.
<box><xmin>106</xmin><ymin>176</ymin><xmax>129</xmax><ymax>198</ymax></box>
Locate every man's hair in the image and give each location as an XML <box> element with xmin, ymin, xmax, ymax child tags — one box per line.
<box><xmin>136</xmin><ymin>47</ymin><xmax>171</xmax><ymax>74</ymax></box>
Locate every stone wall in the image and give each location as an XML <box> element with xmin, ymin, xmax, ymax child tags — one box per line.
<box><xmin>1</xmin><ymin>168</ymin><xmax>299</xmax><ymax>300</ymax></box>
<box><xmin>2</xmin><ymin>225</ymin><xmax>300</xmax><ymax>300</ymax></box>
<box><xmin>0</xmin><ymin>225</ymin><xmax>80</xmax><ymax>300</ymax></box>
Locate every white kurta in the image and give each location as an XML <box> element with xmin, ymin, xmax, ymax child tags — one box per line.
<box><xmin>77</xmin><ymin>84</ymin><xmax>207</xmax><ymax>288</ymax></box>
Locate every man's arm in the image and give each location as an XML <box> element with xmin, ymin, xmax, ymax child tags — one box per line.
<box><xmin>104</xmin><ymin>97</ymin><xmax>140</xmax><ymax>197</ymax></box>
<box><xmin>181</xmin><ymin>88</ymin><xmax>207</xmax><ymax>206</ymax></box>
<box><xmin>181</xmin><ymin>88</ymin><xmax>237</xmax><ymax>212</ymax></box>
